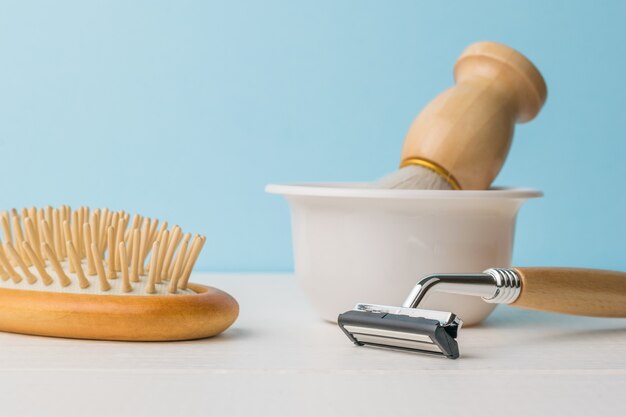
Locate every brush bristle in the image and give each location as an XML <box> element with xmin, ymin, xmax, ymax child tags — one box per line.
<box><xmin>0</xmin><ymin>206</ymin><xmax>206</xmax><ymax>295</ymax></box>
<box><xmin>372</xmin><ymin>165</ymin><xmax>453</xmax><ymax>190</ymax></box>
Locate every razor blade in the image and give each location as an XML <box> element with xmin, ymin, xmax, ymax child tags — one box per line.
<box><xmin>338</xmin><ymin>304</ymin><xmax>462</xmax><ymax>359</ymax></box>
<box><xmin>338</xmin><ymin>268</ymin><xmax>524</xmax><ymax>359</ymax></box>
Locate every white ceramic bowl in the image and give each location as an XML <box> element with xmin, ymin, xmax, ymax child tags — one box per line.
<box><xmin>266</xmin><ymin>183</ymin><xmax>542</xmax><ymax>326</ymax></box>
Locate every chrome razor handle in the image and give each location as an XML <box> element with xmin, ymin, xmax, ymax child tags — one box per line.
<box><xmin>404</xmin><ymin>267</ymin><xmax>626</xmax><ymax>318</ymax></box>
<box><xmin>402</xmin><ymin>268</ymin><xmax>522</xmax><ymax>309</ymax></box>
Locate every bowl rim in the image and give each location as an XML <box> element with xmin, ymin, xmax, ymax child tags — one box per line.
<box><xmin>265</xmin><ymin>183</ymin><xmax>543</xmax><ymax>200</ymax></box>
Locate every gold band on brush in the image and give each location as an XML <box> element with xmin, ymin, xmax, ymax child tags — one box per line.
<box><xmin>400</xmin><ymin>158</ymin><xmax>462</xmax><ymax>190</ymax></box>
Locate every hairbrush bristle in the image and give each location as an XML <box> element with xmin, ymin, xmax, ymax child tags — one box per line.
<box><xmin>0</xmin><ymin>206</ymin><xmax>205</xmax><ymax>295</ymax></box>
<box><xmin>372</xmin><ymin>165</ymin><xmax>454</xmax><ymax>190</ymax></box>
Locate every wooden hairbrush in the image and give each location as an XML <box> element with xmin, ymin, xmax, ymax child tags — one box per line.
<box><xmin>0</xmin><ymin>206</ymin><xmax>238</xmax><ymax>341</ymax></box>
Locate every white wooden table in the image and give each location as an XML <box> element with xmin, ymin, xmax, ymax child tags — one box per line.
<box><xmin>1</xmin><ymin>273</ymin><xmax>625</xmax><ymax>417</ymax></box>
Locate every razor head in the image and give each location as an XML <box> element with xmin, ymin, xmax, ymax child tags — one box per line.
<box><xmin>338</xmin><ymin>304</ymin><xmax>462</xmax><ymax>359</ymax></box>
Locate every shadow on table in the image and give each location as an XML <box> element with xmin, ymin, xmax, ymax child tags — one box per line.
<box><xmin>482</xmin><ymin>307</ymin><xmax>626</xmax><ymax>327</ymax></box>
<box><xmin>477</xmin><ymin>307</ymin><xmax>626</xmax><ymax>347</ymax></box>
<box><xmin>0</xmin><ymin>326</ymin><xmax>255</xmax><ymax>346</ymax></box>
<box><xmin>162</xmin><ymin>326</ymin><xmax>255</xmax><ymax>345</ymax></box>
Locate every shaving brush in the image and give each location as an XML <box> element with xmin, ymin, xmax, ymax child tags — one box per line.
<box><xmin>375</xmin><ymin>41</ymin><xmax>547</xmax><ymax>190</ymax></box>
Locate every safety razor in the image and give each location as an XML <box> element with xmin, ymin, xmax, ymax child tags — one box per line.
<box><xmin>338</xmin><ymin>267</ymin><xmax>626</xmax><ymax>359</ymax></box>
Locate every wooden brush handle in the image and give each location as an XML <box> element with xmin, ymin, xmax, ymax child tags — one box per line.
<box><xmin>400</xmin><ymin>41</ymin><xmax>547</xmax><ymax>189</ymax></box>
<box><xmin>512</xmin><ymin>267</ymin><xmax>626</xmax><ymax>317</ymax></box>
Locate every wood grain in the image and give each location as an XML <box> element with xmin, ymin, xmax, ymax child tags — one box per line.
<box><xmin>0</xmin><ymin>283</ymin><xmax>239</xmax><ymax>341</ymax></box>
<box><xmin>513</xmin><ymin>267</ymin><xmax>626</xmax><ymax>317</ymax></box>
<box><xmin>400</xmin><ymin>41</ymin><xmax>547</xmax><ymax>189</ymax></box>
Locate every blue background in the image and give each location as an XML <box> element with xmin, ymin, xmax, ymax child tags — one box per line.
<box><xmin>0</xmin><ymin>1</ymin><xmax>623</xmax><ymax>271</ymax></box>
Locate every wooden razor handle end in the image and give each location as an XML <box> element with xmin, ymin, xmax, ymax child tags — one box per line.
<box><xmin>512</xmin><ymin>267</ymin><xmax>626</xmax><ymax>317</ymax></box>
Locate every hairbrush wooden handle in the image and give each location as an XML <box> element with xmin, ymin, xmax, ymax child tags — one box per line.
<box><xmin>400</xmin><ymin>41</ymin><xmax>547</xmax><ymax>190</ymax></box>
<box><xmin>512</xmin><ymin>267</ymin><xmax>626</xmax><ymax>317</ymax></box>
